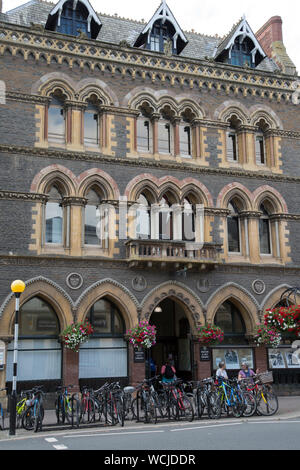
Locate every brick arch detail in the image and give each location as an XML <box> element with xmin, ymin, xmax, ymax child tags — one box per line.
<box><xmin>140</xmin><ymin>281</ymin><xmax>205</xmax><ymax>333</ymax></box>
<box><xmin>260</xmin><ymin>284</ymin><xmax>300</xmax><ymax>311</ymax></box>
<box><xmin>75</xmin><ymin>279</ymin><xmax>139</xmax><ymax>331</ymax></box>
<box><xmin>216</xmin><ymin>182</ymin><xmax>253</xmax><ymax>210</ymax></box>
<box><xmin>76</xmin><ymin>169</ymin><xmax>120</xmax><ymax>200</ymax></box>
<box><xmin>30</xmin><ymin>164</ymin><xmax>77</xmax><ymax>196</ymax></box>
<box><xmin>252</xmin><ymin>185</ymin><xmax>288</xmax><ymax>212</ymax></box>
<box><xmin>124</xmin><ymin>174</ymin><xmax>213</xmax><ymax>206</ymax></box>
<box><xmin>0</xmin><ymin>277</ymin><xmax>74</xmax><ymax>337</ymax></box>
<box><xmin>205</xmin><ymin>283</ymin><xmax>260</xmax><ymax>334</ymax></box>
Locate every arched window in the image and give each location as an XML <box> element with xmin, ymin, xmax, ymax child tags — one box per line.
<box><xmin>159</xmin><ymin>195</ymin><xmax>173</xmax><ymax>240</ymax></box>
<box><xmin>48</xmin><ymin>94</ymin><xmax>66</xmax><ymax>144</ymax></box>
<box><xmin>136</xmin><ymin>194</ymin><xmax>151</xmax><ymax>240</ymax></box>
<box><xmin>214</xmin><ymin>300</ymin><xmax>247</xmax><ymax>344</ymax></box>
<box><xmin>149</xmin><ymin>20</ymin><xmax>175</xmax><ymax>53</ymax></box>
<box><xmin>227</xmin><ymin>200</ymin><xmax>241</xmax><ymax>253</ymax></box>
<box><xmin>84</xmin><ymin>100</ymin><xmax>99</xmax><ymax>148</ymax></box>
<box><xmin>84</xmin><ymin>188</ymin><xmax>102</xmax><ymax>246</ymax></box>
<box><xmin>231</xmin><ymin>37</ymin><xmax>254</xmax><ymax>67</ymax></box>
<box><xmin>182</xmin><ymin>198</ymin><xmax>195</xmax><ymax>241</ymax></box>
<box><xmin>79</xmin><ymin>298</ymin><xmax>127</xmax><ymax>381</ymax></box>
<box><xmin>45</xmin><ymin>185</ymin><xmax>64</xmax><ymax>244</ymax></box>
<box><xmin>259</xmin><ymin>202</ymin><xmax>272</xmax><ymax>254</ymax></box>
<box><xmin>57</xmin><ymin>0</ymin><xmax>89</xmax><ymax>37</ymax></box>
<box><xmin>137</xmin><ymin>117</ymin><xmax>152</xmax><ymax>153</ymax></box>
<box><xmin>6</xmin><ymin>297</ymin><xmax>61</xmax><ymax>383</ymax></box>
<box><xmin>255</xmin><ymin>130</ymin><xmax>266</xmax><ymax>166</ymax></box>
<box><xmin>158</xmin><ymin>120</ymin><xmax>173</xmax><ymax>154</ymax></box>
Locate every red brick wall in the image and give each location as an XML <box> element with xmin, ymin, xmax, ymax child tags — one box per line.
<box><xmin>254</xmin><ymin>346</ymin><xmax>268</xmax><ymax>373</ymax></box>
<box><xmin>256</xmin><ymin>16</ymin><xmax>283</xmax><ymax>59</ymax></box>
<box><xmin>62</xmin><ymin>346</ymin><xmax>80</xmax><ymax>392</ymax></box>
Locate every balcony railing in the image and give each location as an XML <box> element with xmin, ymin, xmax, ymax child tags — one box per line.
<box><xmin>125</xmin><ymin>239</ymin><xmax>222</xmax><ymax>269</ymax></box>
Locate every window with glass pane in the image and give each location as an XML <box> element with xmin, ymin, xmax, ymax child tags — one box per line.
<box><xmin>158</xmin><ymin>121</ymin><xmax>172</xmax><ymax>154</ymax></box>
<box><xmin>137</xmin><ymin>118</ymin><xmax>152</xmax><ymax>153</ymax></box>
<box><xmin>85</xmin><ymin>189</ymin><xmax>101</xmax><ymax>245</ymax></box>
<box><xmin>227</xmin><ymin>201</ymin><xmax>240</xmax><ymax>253</ymax></box>
<box><xmin>84</xmin><ymin>104</ymin><xmax>99</xmax><ymax>147</ymax></box>
<box><xmin>57</xmin><ymin>0</ymin><xmax>90</xmax><ymax>37</ymax></box>
<box><xmin>136</xmin><ymin>194</ymin><xmax>151</xmax><ymax>239</ymax></box>
<box><xmin>180</xmin><ymin>125</ymin><xmax>192</xmax><ymax>157</ymax></box>
<box><xmin>227</xmin><ymin>131</ymin><xmax>238</xmax><ymax>161</ymax></box>
<box><xmin>214</xmin><ymin>300</ymin><xmax>247</xmax><ymax>345</ymax></box>
<box><xmin>159</xmin><ymin>196</ymin><xmax>173</xmax><ymax>240</ymax></box>
<box><xmin>88</xmin><ymin>298</ymin><xmax>125</xmax><ymax>336</ymax></box>
<box><xmin>259</xmin><ymin>203</ymin><xmax>271</xmax><ymax>254</ymax></box>
<box><xmin>45</xmin><ymin>186</ymin><xmax>63</xmax><ymax>244</ymax></box>
<box><xmin>6</xmin><ymin>297</ymin><xmax>61</xmax><ymax>382</ymax></box>
<box><xmin>182</xmin><ymin>199</ymin><xmax>195</xmax><ymax>241</ymax></box>
<box><xmin>255</xmin><ymin>134</ymin><xmax>265</xmax><ymax>165</ymax></box>
<box><xmin>48</xmin><ymin>96</ymin><xmax>65</xmax><ymax>144</ymax></box>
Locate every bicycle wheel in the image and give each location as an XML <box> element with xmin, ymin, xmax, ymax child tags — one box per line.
<box><xmin>80</xmin><ymin>397</ymin><xmax>96</xmax><ymax>423</ymax></box>
<box><xmin>22</xmin><ymin>405</ymin><xmax>35</xmax><ymax>430</ymax></box>
<box><xmin>231</xmin><ymin>390</ymin><xmax>244</xmax><ymax>418</ymax></box>
<box><xmin>256</xmin><ymin>389</ymin><xmax>278</xmax><ymax>416</ymax></box>
<box><xmin>242</xmin><ymin>391</ymin><xmax>257</xmax><ymax>417</ymax></box>
<box><xmin>145</xmin><ymin>397</ymin><xmax>157</xmax><ymax>424</ymax></box>
<box><xmin>55</xmin><ymin>397</ymin><xmax>65</xmax><ymax>424</ymax></box>
<box><xmin>115</xmin><ymin>397</ymin><xmax>125</xmax><ymax>427</ymax></box>
<box><xmin>34</xmin><ymin>402</ymin><xmax>44</xmax><ymax>433</ymax></box>
<box><xmin>131</xmin><ymin>396</ymin><xmax>145</xmax><ymax>421</ymax></box>
<box><xmin>196</xmin><ymin>390</ymin><xmax>204</xmax><ymax>419</ymax></box>
<box><xmin>178</xmin><ymin>396</ymin><xmax>194</xmax><ymax>422</ymax></box>
<box><xmin>207</xmin><ymin>392</ymin><xmax>221</xmax><ymax>419</ymax></box>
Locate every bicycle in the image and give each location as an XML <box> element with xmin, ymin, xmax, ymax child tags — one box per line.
<box><xmin>55</xmin><ymin>385</ymin><xmax>80</xmax><ymax>427</ymax></box>
<box><xmin>16</xmin><ymin>389</ymin><xmax>34</xmax><ymax>429</ymax></box>
<box><xmin>160</xmin><ymin>379</ymin><xmax>194</xmax><ymax>422</ymax></box>
<box><xmin>131</xmin><ymin>379</ymin><xmax>157</xmax><ymax>424</ymax></box>
<box><xmin>242</xmin><ymin>374</ymin><xmax>278</xmax><ymax>416</ymax></box>
<box><xmin>0</xmin><ymin>388</ymin><xmax>7</xmax><ymax>430</ymax></box>
<box><xmin>22</xmin><ymin>386</ymin><xmax>45</xmax><ymax>432</ymax></box>
<box><xmin>214</xmin><ymin>378</ymin><xmax>245</xmax><ymax>419</ymax></box>
<box><xmin>80</xmin><ymin>386</ymin><xmax>96</xmax><ymax>424</ymax></box>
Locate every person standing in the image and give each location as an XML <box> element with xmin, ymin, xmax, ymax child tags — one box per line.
<box><xmin>161</xmin><ymin>359</ymin><xmax>176</xmax><ymax>383</ymax></box>
<box><xmin>216</xmin><ymin>361</ymin><xmax>228</xmax><ymax>381</ymax></box>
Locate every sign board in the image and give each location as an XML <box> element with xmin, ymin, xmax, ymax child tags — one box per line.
<box><xmin>200</xmin><ymin>347</ymin><xmax>211</xmax><ymax>362</ymax></box>
<box><xmin>134</xmin><ymin>348</ymin><xmax>145</xmax><ymax>363</ymax></box>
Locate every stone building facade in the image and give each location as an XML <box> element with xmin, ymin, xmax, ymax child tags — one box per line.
<box><xmin>0</xmin><ymin>0</ymin><xmax>300</xmax><ymax>396</ymax></box>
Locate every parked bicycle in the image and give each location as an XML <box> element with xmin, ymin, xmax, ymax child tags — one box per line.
<box><xmin>22</xmin><ymin>386</ymin><xmax>45</xmax><ymax>432</ymax></box>
<box><xmin>241</xmin><ymin>372</ymin><xmax>278</xmax><ymax>416</ymax></box>
<box><xmin>55</xmin><ymin>384</ymin><xmax>80</xmax><ymax>427</ymax></box>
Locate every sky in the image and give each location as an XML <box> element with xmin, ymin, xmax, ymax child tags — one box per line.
<box><xmin>2</xmin><ymin>0</ymin><xmax>300</xmax><ymax>74</ymax></box>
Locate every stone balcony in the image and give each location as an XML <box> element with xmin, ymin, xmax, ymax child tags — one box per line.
<box><xmin>125</xmin><ymin>239</ymin><xmax>222</xmax><ymax>270</ymax></box>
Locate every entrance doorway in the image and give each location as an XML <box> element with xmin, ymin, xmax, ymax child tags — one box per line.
<box><xmin>150</xmin><ymin>298</ymin><xmax>193</xmax><ymax>381</ymax></box>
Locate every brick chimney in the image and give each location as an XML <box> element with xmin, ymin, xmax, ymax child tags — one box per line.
<box><xmin>256</xmin><ymin>16</ymin><xmax>296</xmax><ymax>75</ymax></box>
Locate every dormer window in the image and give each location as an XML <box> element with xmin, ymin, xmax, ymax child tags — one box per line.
<box><xmin>45</xmin><ymin>0</ymin><xmax>101</xmax><ymax>39</ymax></box>
<box><xmin>134</xmin><ymin>0</ymin><xmax>188</xmax><ymax>55</ymax></box>
<box><xmin>231</xmin><ymin>37</ymin><xmax>254</xmax><ymax>67</ymax></box>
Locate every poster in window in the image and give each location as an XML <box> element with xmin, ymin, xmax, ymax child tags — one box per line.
<box><xmin>212</xmin><ymin>348</ymin><xmax>254</xmax><ymax>370</ymax></box>
<box><xmin>285</xmin><ymin>351</ymin><xmax>300</xmax><ymax>368</ymax></box>
<box><xmin>268</xmin><ymin>350</ymin><xmax>285</xmax><ymax>369</ymax></box>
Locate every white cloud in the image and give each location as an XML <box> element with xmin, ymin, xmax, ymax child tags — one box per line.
<box><xmin>2</xmin><ymin>0</ymin><xmax>300</xmax><ymax>72</ymax></box>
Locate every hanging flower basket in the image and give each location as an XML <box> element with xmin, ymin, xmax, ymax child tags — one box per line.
<box><xmin>264</xmin><ymin>305</ymin><xmax>300</xmax><ymax>336</ymax></box>
<box><xmin>125</xmin><ymin>320</ymin><xmax>157</xmax><ymax>349</ymax></box>
<box><xmin>61</xmin><ymin>321</ymin><xmax>94</xmax><ymax>353</ymax></box>
<box><xmin>196</xmin><ymin>324</ymin><xmax>224</xmax><ymax>346</ymax></box>
<box><xmin>253</xmin><ymin>323</ymin><xmax>282</xmax><ymax>348</ymax></box>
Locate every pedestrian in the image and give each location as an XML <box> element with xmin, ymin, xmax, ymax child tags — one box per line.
<box><xmin>161</xmin><ymin>359</ymin><xmax>176</xmax><ymax>383</ymax></box>
<box><xmin>216</xmin><ymin>361</ymin><xmax>228</xmax><ymax>382</ymax></box>
<box><xmin>237</xmin><ymin>362</ymin><xmax>258</xmax><ymax>382</ymax></box>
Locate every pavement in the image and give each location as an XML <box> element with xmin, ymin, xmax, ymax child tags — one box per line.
<box><xmin>1</xmin><ymin>395</ymin><xmax>300</xmax><ymax>440</ymax></box>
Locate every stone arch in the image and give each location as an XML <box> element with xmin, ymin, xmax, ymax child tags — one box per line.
<box><xmin>206</xmin><ymin>283</ymin><xmax>260</xmax><ymax>334</ymax></box>
<box><xmin>75</xmin><ymin>279</ymin><xmax>139</xmax><ymax>331</ymax></box>
<box><xmin>32</xmin><ymin>72</ymin><xmax>76</xmax><ymax>100</ymax></box>
<box><xmin>252</xmin><ymin>185</ymin><xmax>288</xmax><ymax>213</ymax></box>
<box><xmin>0</xmin><ymin>277</ymin><xmax>74</xmax><ymax>337</ymax></box>
<box><xmin>216</xmin><ymin>182</ymin><xmax>253</xmax><ymax>210</ymax></box>
<box><xmin>77</xmin><ymin>169</ymin><xmax>120</xmax><ymax>200</ymax></box>
<box><xmin>77</xmin><ymin>78</ymin><xmax>119</xmax><ymax>106</ymax></box>
<box><xmin>260</xmin><ymin>284</ymin><xmax>300</xmax><ymax>311</ymax></box>
<box><xmin>214</xmin><ymin>100</ymin><xmax>250</xmax><ymax>124</ymax></box>
<box><xmin>141</xmin><ymin>281</ymin><xmax>205</xmax><ymax>333</ymax></box>
<box><xmin>30</xmin><ymin>164</ymin><xmax>77</xmax><ymax>197</ymax></box>
<box><xmin>249</xmin><ymin>104</ymin><xmax>283</xmax><ymax>130</ymax></box>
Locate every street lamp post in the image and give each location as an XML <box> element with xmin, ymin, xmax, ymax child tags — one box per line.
<box><xmin>9</xmin><ymin>280</ymin><xmax>25</xmax><ymax>436</ymax></box>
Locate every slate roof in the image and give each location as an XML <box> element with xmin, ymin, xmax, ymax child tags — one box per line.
<box><xmin>1</xmin><ymin>0</ymin><xmax>279</xmax><ymax>72</ymax></box>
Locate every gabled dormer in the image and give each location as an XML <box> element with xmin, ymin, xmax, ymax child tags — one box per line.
<box><xmin>45</xmin><ymin>0</ymin><xmax>101</xmax><ymax>39</ymax></box>
<box><xmin>214</xmin><ymin>16</ymin><xmax>266</xmax><ymax>68</ymax></box>
<box><xmin>134</xmin><ymin>0</ymin><xmax>188</xmax><ymax>55</ymax></box>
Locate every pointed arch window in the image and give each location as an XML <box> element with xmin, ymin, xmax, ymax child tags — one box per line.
<box><xmin>48</xmin><ymin>95</ymin><xmax>66</xmax><ymax>145</ymax></box>
<box><xmin>227</xmin><ymin>200</ymin><xmax>241</xmax><ymax>253</ymax></box>
<box><xmin>45</xmin><ymin>186</ymin><xmax>64</xmax><ymax>244</ymax></box>
<box><xmin>255</xmin><ymin>130</ymin><xmax>266</xmax><ymax>165</ymax></box>
<box><xmin>158</xmin><ymin>120</ymin><xmax>173</xmax><ymax>154</ymax></box>
<box><xmin>214</xmin><ymin>300</ymin><xmax>247</xmax><ymax>345</ymax></box>
<box><xmin>84</xmin><ymin>101</ymin><xmax>99</xmax><ymax>148</ymax></box>
<box><xmin>259</xmin><ymin>203</ymin><xmax>272</xmax><ymax>255</ymax></box>
<box><xmin>84</xmin><ymin>188</ymin><xmax>102</xmax><ymax>246</ymax></box>
<box><xmin>136</xmin><ymin>194</ymin><xmax>151</xmax><ymax>240</ymax></box>
<box><xmin>137</xmin><ymin>117</ymin><xmax>152</xmax><ymax>153</ymax></box>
